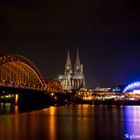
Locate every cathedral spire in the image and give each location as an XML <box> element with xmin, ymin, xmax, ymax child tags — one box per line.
<box><xmin>65</xmin><ymin>50</ymin><xmax>72</xmax><ymax>74</ymax></box>
<box><xmin>75</xmin><ymin>48</ymin><xmax>81</xmax><ymax>65</ymax></box>
<box><xmin>66</xmin><ymin>50</ymin><xmax>72</xmax><ymax>67</ymax></box>
<box><xmin>74</xmin><ymin>48</ymin><xmax>82</xmax><ymax>75</ymax></box>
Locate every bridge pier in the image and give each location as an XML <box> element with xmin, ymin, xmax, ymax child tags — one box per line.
<box><xmin>14</xmin><ymin>94</ymin><xmax>19</xmax><ymax>105</ymax></box>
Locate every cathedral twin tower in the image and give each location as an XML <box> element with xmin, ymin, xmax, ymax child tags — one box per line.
<box><xmin>58</xmin><ymin>49</ymin><xmax>85</xmax><ymax>91</ymax></box>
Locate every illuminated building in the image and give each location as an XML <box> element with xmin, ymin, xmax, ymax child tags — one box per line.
<box><xmin>94</xmin><ymin>87</ymin><xmax>111</xmax><ymax>92</ymax></box>
<box><xmin>123</xmin><ymin>81</ymin><xmax>140</xmax><ymax>93</ymax></box>
<box><xmin>58</xmin><ymin>49</ymin><xmax>85</xmax><ymax>91</ymax></box>
<box><xmin>123</xmin><ymin>81</ymin><xmax>140</xmax><ymax>99</ymax></box>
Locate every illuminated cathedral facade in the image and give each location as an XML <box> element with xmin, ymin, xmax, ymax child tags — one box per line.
<box><xmin>58</xmin><ymin>49</ymin><xmax>85</xmax><ymax>91</ymax></box>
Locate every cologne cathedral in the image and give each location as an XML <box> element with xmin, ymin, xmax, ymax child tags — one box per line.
<box><xmin>58</xmin><ymin>49</ymin><xmax>85</xmax><ymax>91</ymax></box>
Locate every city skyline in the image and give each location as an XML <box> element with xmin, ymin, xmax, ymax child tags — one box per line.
<box><xmin>0</xmin><ymin>0</ymin><xmax>140</xmax><ymax>88</ymax></box>
<box><xmin>1</xmin><ymin>1</ymin><xmax>140</xmax><ymax>140</ymax></box>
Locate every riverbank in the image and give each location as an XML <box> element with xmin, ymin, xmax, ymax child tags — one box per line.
<box><xmin>73</xmin><ymin>99</ymin><xmax>140</xmax><ymax>105</ymax></box>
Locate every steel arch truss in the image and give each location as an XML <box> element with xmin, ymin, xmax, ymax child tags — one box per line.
<box><xmin>46</xmin><ymin>80</ymin><xmax>63</xmax><ymax>93</ymax></box>
<box><xmin>0</xmin><ymin>54</ymin><xmax>46</xmax><ymax>89</ymax></box>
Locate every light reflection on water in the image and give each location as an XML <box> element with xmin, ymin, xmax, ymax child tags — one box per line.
<box><xmin>0</xmin><ymin>104</ymin><xmax>140</xmax><ymax>140</ymax></box>
<box><xmin>123</xmin><ymin>106</ymin><xmax>140</xmax><ymax>137</ymax></box>
<box><xmin>0</xmin><ymin>103</ymin><xmax>15</xmax><ymax>114</ymax></box>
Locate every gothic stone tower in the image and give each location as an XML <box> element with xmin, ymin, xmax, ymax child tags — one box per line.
<box><xmin>64</xmin><ymin>50</ymin><xmax>73</xmax><ymax>90</ymax></box>
<box><xmin>58</xmin><ymin>50</ymin><xmax>73</xmax><ymax>91</ymax></box>
<box><xmin>73</xmin><ymin>49</ymin><xmax>85</xmax><ymax>90</ymax></box>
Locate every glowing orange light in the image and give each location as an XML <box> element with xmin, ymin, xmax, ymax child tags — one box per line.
<box><xmin>15</xmin><ymin>94</ymin><xmax>18</xmax><ymax>105</ymax></box>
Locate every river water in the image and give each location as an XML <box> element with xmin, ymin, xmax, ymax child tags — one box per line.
<box><xmin>0</xmin><ymin>103</ymin><xmax>140</xmax><ymax>140</ymax></box>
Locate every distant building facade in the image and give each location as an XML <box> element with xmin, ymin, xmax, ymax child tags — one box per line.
<box><xmin>58</xmin><ymin>49</ymin><xmax>85</xmax><ymax>91</ymax></box>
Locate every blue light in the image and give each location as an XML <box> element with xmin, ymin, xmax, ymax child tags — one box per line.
<box><xmin>123</xmin><ymin>81</ymin><xmax>140</xmax><ymax>92</ymax></box>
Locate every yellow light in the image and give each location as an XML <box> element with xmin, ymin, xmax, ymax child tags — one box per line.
<box><xmin>5</xmin><ymin>95</ymin><xmax>9</xmax><ymax>98</ymax></box>
<box><xmin>51</xmin><ymin>93</ymin><xmax>54</xmax><ymax>96</ymax></box>
<box><xmin>15</xmin><ymin>94</ymin><xmax>18</xmax><ymax>105</ymax></box>
<box><xmin>54</xmin><ymin>96</ymin><xmax>57</xmax><ymax>100</ymax></box>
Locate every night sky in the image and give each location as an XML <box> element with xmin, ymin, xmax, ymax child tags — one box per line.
<box><xmin>0</xmin><ymin>0</ymin><xmax>140</xmax><ymax>88</ymax></box>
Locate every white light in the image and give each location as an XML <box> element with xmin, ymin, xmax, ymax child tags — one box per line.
<box><xmin>133</xmin><ymin>90</ymin><xmax>140</xmax><ymax>94</ymax></box>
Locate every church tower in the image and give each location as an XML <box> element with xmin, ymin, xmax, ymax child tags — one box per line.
<box><xmin>65</xmin><ymin>50</ymin><xmax>72</xmax><ymax>75</ymax></box>
<box><xmin>74</xmin><ymin>48</ymin><xmax>81</xmax><ymax>74</ymax></box>
<box><xmin>58</xmin><ymin>50</ymin><xmax>73</xmax><ymax>91</ymax></box>
<box><xmin>73</xmin><ymin>49</ymin><xmax>85</xmax><ymax>90</ymax></box>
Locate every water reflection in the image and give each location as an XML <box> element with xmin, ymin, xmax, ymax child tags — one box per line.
<box><xmin>0</xmin><ymin>105</ymin><xmax>140</xmax><ymax>140</ymax></box>
<box><xmin>0</xmin><ymin>103</ymin><xmax>14</xmax><ymax>114</ymax></box>
<box><xmin>123</xmin><ymin>106</ymin><xmax>140</xmax><ymax>137</ymax></box>
<box><xmin>48</xmin><ymin>107</ymin><xmax>56</xmax><ymax>140</ymax></box>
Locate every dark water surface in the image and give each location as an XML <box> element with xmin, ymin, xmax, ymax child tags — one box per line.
<box><xmin>0</xmin><ymin>104</ymin><xmax>140</xmax><ymax>140</ymax></box>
